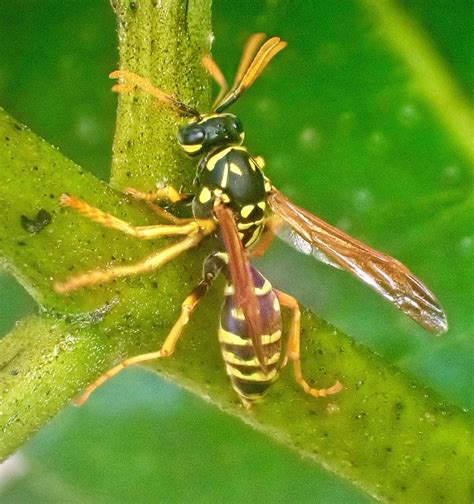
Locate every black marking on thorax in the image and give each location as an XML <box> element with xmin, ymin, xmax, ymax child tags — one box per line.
<box><xmin>193</xmin><ymin>146</ymin><xmax>268</xmax><ymax>248</ymax></box>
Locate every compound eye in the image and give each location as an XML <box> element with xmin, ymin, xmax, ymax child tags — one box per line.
<box><xmin>186</xmin><ymin>128</ymin><xmax>204</xmax><ymax>144</ymax></box>
<box><xmin>231</xmin><ymin>117</ymin><xmax>243</xmax><ymax>133</ymax></box>
<box><xmin>177</xmin><ymin>125</ymin><xmax>204</xmax><ymax>146</ymax></box>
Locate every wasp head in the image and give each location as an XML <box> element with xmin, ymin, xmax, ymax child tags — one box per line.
<box><xmin>177</xmin><ymin>113</ymin><xmax>244</xmax><ymax>157</ymax></box>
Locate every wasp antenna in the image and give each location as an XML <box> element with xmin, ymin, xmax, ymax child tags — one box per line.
<box><xmin>232</xmin><ymin>32</ymin><xmax>267</xmax><ymax>88</ymax></box>
<box><xmin>214</xmin><ymin>35</ymin><xmax>287</xmax><ymax>112</ymax></box>
<box><xmin>109</xmin><ymin>70</ymin><xmax>200</xmax><ymax>118</ymax></box>
<box><xmin>202</xmin><ymin>55</ymin><xmax>229</xmax><ymax>110</ymax></box>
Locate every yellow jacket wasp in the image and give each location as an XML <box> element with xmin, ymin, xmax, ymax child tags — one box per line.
<box><xmin>54</xmin><ymin>34</ymin><xmax>448</xmax><ymax>408</ymax></box>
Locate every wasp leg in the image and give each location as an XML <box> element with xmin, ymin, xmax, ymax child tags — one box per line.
<box><xmin>275</xmin><ymin>289</ymin><xmax>343</xmax><ymax>398</ymax></box>
<box><xmin>74</xmin><ymin>253</ymin><xmax>224</xmax><ymax>406</ymax></box>
<box><xmin>122</xmin><ymin>185</ymin><xmax>191</xmax><ymax>204</ymax></box>
<box><xmin>143</xmin><ymin>203</ymin><xmax>194</xmax><ymax>225</ymax></box>
<box><xmin>54</xmin><ymin>232</ymin><xmax>206</xmax><ymax>293</ymax></box>
<box><xmin>122</xmin><ymin>186</ymin><xmax>194</xmax><ymax>224</ymax></box>
<box><xmin>60</xmin><ymin>194</ymin><xmax>199</xmax><ymax>239</ymax></box>
<box><xmin>110</xmin><ymin>70</ymin><xmax>200</xmax><ymax>117</ymax></box>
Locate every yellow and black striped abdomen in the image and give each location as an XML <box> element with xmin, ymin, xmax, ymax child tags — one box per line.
<box><xmin>218</xmin><ymin>267</ymin><xmax>281</xmax><ymax>405</ymax></box>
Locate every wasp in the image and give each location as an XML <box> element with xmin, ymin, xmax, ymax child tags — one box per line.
<box><xmin>54</xmin><ymin>34</ymin><xmax>448</xmax><ymax>408</ymax></box>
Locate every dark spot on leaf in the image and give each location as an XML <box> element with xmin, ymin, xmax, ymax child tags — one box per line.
<box><xmin>21</xmin><ymin>209</ymin><xmax>52</xmax><ymax>234</ymax></box>
<box><xmin>17</xmin><ymin>241</ymin><xmax>26</xmax><ymax>246</ymax></box>
<box><xmin>33</xmin><ymin>165</ymin><xmax>38</xmax><ymax>171</ymax></box>
<box><xmin>129</xmin><ymin>1</ymin><xmax>138</xmax><ymax>10</ymax></box>
<box><xmin>394</xmin><ymin>401</ymin><xmax>404</xmax><ymax>411</ymax></box>
<box><xmin>10</xmin><ymin>369</ymin><xmax>19</xmax><ymax>376</ymax></box>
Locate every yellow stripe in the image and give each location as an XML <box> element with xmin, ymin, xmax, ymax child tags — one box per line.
<box><xmin>237</xmin><ymin>218</ymin><xmax>264</xmax><ymax>231</ymax></box>
<box><xmin>222</xmin><ymin>350</ymin><xmax>281</xmax><ymax>367</ymax></box>
<box><xmin>261</xmin><ymin>330</ymin><xmax>281</xmax><ymax>344</ymax></box>
<box><xmin>245</xmin><ymin>225</ymin><xmax>263</xmax><ymax>246</ymax></box>
<box><xmin>207</xmin><ymin>146</ymin><xmax>250</xmax><ymax>172</ymax></box>
<box><xmin>218</xmin><ymin>327</ymin><xmax>281</xmax><ymax>346</ymax></box>
<box><xmin>230</xmin><ymin>146</ymin><xmax>248</xmax><ymax>153</ymax></box>
<box><xmin>229</xmin><ymin>162</ymin><xmax>242</xmax><ymax>175</ymax></box>
<box><xmin>215</xmin><ymin>252</ymin><xmax>229</xmax><ymax>264</ymax></box>
<box><xmin>219</xmin><ymin>327</ymin><xmax>252</xmax><ymax>346</ymax></box>
<box><xmin>273</xmin><ymin>297</ymin><xmax>280</xmax><ymax>312</ymax></box>
<box><xmin>249</xmin><ymin>159</ymin><xmax>259</xmax><ymax>171</ymax></box>
<box><xmin>206</xmin><ymin>148</ymin><xmax>230</xmax><ymax>171</ymax></box>
<box><xmin>221</xmin><ymin>163</ymin><xmax>229</xmax><ymax>187</ymax></box>
<box><xmin>226</xmin><ymin>364</ymin><xmax>278</xmax><ymax>382</ymax></box>
<box><xmin>224</xmin><ymin>283</ymin><xmax>235</xmax><ymax>295</ymax></box>
<box><xmin>231</xmin><ymin>307</ymin><xmax>245</xmax><ymax>320</ymax></box>
<box><xmin>254</xmin><ymin>279</ymin><xmax>272</xmax><ymax>296</ymax></box>
<box><xmin>182</xmin><ymin>143</ymin><xmax>202</xmax><ymax>153</ymax></box>
<box><xmin>240</xmin><ymin>204</ymin><xmax>255</xmax><ymax>218</ymax></box>
<box><xmin>206</xmin><ymin>146</ymin><xmax>249</xmax><ymax>172</ymax></box>
<box><xmin>198</xmin><ymin>186</ymin><xmax>212</xmax><ymax>203</ymax></box>
<box><xmin>197</xmin><ymin>113</ymin><xmax>221</xmax><ymax>124</ymax></box>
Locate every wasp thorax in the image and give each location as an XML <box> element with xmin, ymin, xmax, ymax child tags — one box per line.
<box><xmin>177</xmin><ymin>113</ymin><xmax>244</xmax><ymax>157</ymax></box>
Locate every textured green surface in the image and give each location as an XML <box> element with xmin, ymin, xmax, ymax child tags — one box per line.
<box><xmin>0</xmin><ymin>1</ymin><xmax>473</xmax><ymax>503</ymax></box>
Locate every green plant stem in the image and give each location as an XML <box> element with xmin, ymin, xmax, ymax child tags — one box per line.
<box><xmin>110</xmin><ymin>0</ymin><xmax>212</xmax><ymax>189</ymax></box>
<box><xmin>0</xmin><ymin>0</ymin><xmax>213</xmax><ymax>456</ymax></box>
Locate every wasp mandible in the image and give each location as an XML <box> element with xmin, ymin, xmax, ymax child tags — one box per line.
<box><xmin>55</xmin><ymin>34</ymin><xmax>448</xmax><ymax>408</ymax></box>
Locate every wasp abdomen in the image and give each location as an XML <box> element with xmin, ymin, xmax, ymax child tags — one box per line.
<box><xmin>218</xmin><ymin>267</ymin><xmax>281</xmax><ymax>405</ymax></box>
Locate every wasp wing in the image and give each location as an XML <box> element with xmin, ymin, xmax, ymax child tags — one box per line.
<box><xmin>213</xmin><ymin>203</ymin><xmax>267</xmax><ymax>370</ymax></box>
<box><xmin>272</xmin><ymin>214</ymin><xmax>343</xmax><ymax>270</ymax></box>
<box><xmin>267</xmin><ymin>188</ymin><xmax>448</xmax><ymax>334</ymax></box>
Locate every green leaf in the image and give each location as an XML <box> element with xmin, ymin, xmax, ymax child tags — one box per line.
<box><xmin>0</xmin><ymin>1</ymin><xmax>473</xmax><ymax>503</ymax></box>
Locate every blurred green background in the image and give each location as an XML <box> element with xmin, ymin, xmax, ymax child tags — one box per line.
<box><xmin>0</xmin><ymin>1</ymin><xmax>472</xmax><ymax>502</ymax></box>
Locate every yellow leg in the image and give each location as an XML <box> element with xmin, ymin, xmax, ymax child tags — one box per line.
<box><xmin>122</xmin><ymin>185</ymin><xmax>194</xmax><ymax>224</ymax></box>
<box><xmin>54</xmin><ymin>233</ymin><xmax>204</xmax><ymax>293</ymax></box>
<box><xmin>122</xmin><ymin>185</ymin><xmax>191</xmax><ymax>204</ymax></box>
<box><xmin>144</xmin><ymin>203</ymin><xmax>194</xmax><ymax>225</ymax></box>
<box><xmin>275</xmin><ymin>289</ymin><xmax>343</xmax><ymax>398</ymax></box>
<box><xmin>60</xmin><ymin>194</ymin><xmax>199</xmax><ymax>239</ymax></box>
<box><xmin>75</xmin><ymin>257</ymin><xmax>221</xmax><ymax>406</ymax></box>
